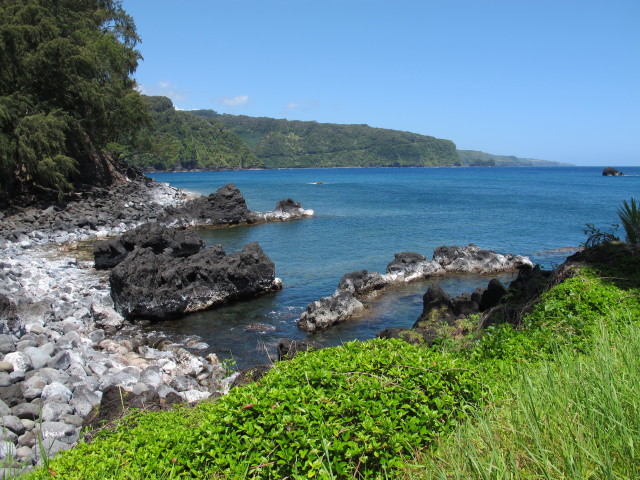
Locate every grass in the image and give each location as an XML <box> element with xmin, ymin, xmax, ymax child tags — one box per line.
<box><xmin>408</xmin><ymin>314</ymin><xmax>640</xmax><ymax>479</ymax></box>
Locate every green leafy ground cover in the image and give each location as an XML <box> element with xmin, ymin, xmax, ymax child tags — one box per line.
<box><xmin>26</xmin><ymin>340</ymin><xmax>481</xmax><ymax>479</ymax></box>
<box><xmin>24</xmin><ymin>242</ymin><xmax>640</xmax><ymax>479</ymax></box>
<box><xmin>469</xmin><ymin>243</ymin><xmax>640</xmax><ymax>367</ymax></box>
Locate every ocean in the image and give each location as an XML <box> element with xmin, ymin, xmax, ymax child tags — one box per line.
<box><xmin>146</xmin><ymin>166</ymin><xmax>640</xmax><ymax>368</ymax></box>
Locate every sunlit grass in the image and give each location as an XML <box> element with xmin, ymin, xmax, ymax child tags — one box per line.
<box><xmin>407</xmin><ymin>313</ymin><xmax>640</xmax><ymax>479</ymax></box>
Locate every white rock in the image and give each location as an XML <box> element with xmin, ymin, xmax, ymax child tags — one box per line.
<box><xmin>41</xmin><ymin>382</ymin><xmax>73</xmax><ymax>402</ymax></box>
<box><xmin>3</xmin><ymin>352</ymin><xmax>32</xmax><ymax>372</ymax></box>
<box><xmin>0</xmin><ymin>441</ymin><xmax>16</xmax><ymax>460</ymax></box>
<box><xmin>181</xmin><ymin>389</ymin><xmax>210</xmax><ymax>403</ymax></box>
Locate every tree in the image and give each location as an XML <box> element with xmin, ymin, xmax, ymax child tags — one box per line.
<box><xmin>122</xmin><ymin>96</ymin><xmax>262</xmax><ymax>171</ymax></box>
<box><xmin>0</xmin><ymin>0</ymin><xmax>148</xmax><ymax>204</ymax></box>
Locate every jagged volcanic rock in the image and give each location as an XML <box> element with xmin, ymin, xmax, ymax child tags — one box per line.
<box><xmin>110</xmin><ymin>242</ymin><xmax>282</xmax><ymax>320</ymax></box>
<box><xmin>602</xmin><ymin>167</ymin><xmax>624</xmax><ymax>176</ymax></box>
<box><xmin>298</xmin><ymin>244</ymin><xmax>531</xmax><ymax>332</ymax></box>
<box><xmin>297</xmin><ymin>291</ymin><xmax>365</xmax><ymax>333</ymax></box>
<box><xmin>94</xmin><ymin>223</ymin><xmax>205</xmax><ymax>269</ymax></box>
<box><xmin>432</xmin><ymin>243</ymin><xmax>532</xmax><ymax>273</ymax></box>
<box><xmin>160</xmin><ymin>183</ymin><xmax>254</xmax><ymax>227</ymax></box>
<box><xmin>337</xmin><ymin>270</ymin><xmax>387</xmax><ymax>296</ymax></box>
<box><xmin>256</xmin><ymin>198</ymin><xmax>314</xmax><ymax>222</ymax></box>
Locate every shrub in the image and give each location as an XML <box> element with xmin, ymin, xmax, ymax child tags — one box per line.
<box><xmin>28</xmin><ymin>339</ymin><xmax>482</xmax><ymax>479</ymax></box>
<box><xmin>470</xmin><ymin>267</ymin><xmax>640</xmax><ymax>363</ymax></box>
<box><xmin>618</xmin><ymin>197</ymin><xmax>640</xmax><ymax>244</ymax></box>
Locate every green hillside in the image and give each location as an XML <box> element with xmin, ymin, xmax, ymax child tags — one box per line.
<box><xmin>191</xmin><ymin>110</ymin><xmax>459</xmax><ymax>168</ymax></box>
<box><xmin>123</xmin><ymin>97</ymin><xmax>570</xmax><ymax>172</ymax></box>
<box><xmin>124</xmin><ymin>97</ymin><xmax>262</xmax><ymax>171</ymax></box>
<box><xmin>458</xmin><ymin>149</ymin><xmax>571</xmax><ymax>167</ymax></box>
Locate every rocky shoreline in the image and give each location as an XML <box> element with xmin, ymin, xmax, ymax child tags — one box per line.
<box><xmin>0</xmin><ymin>178</ymin><xmax>313</xmax><ymax>475</ymax></box>
<box><xmin>298</xmin><ymin>245</ymin><xmax>533</xmax><ymax>332</ymax></box>
<box><xmin>0</xmin><ymin>175</ymin><xmax>536</xmax><ymax>475</ymax></box>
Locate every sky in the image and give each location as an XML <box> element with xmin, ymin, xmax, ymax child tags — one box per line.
<box><xmin>123</xmin><ymin>0</ymin><xmax>639</xmax><ymax>166</ymax></box>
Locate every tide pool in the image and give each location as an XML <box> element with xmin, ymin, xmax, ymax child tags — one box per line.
<box><xmin>146</xmin><ymin>166</ymin><xmax>640</xmax><ymax>368</ymax></box>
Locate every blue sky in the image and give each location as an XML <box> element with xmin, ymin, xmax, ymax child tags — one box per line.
<box><xmin>123</xmin><ymin>0</ymin><xmax>639</xmax><ymax>166</ymax></box>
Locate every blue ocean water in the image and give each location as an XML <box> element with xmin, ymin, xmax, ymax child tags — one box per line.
<box><xmin>147</xmin><ymin>167</ymin><xmax>640</xmax><ymax>368</ymax></box>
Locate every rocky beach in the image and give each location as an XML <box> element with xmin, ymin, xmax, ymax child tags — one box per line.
<box><xmin>0</xmin><ymin>177</ymin><xmax>313</xmax><ymax>475</ymax></box>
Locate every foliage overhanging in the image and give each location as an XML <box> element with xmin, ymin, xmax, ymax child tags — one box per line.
<box><xmin>0</xmin><ymin>0</ymin><xmax>148</xmax><ymax>202</ymax></box>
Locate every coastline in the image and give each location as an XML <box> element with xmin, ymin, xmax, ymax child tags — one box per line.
<box><xmin>143</xmin><ymin>164</ymin><xmax>577</xmax><ymax>174</ymax></box>
<box><xmin>0</xmin><ymin>178</ymin><xmax>238</xmax><ymax>472</ymax></box>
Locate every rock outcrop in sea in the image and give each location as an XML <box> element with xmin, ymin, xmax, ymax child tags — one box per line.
<box><xmin>298</xmin><ymin>244</ymin><xmax>532</xmax><ymax>332</ymax></box>
<box><xmin>379</xmin><ymin>244</ymin><xmax>631</xmax><ymax>348</ymax></box>
<box><xmin>110</xmin><ymin>241</ymin><xmax>282</xmax><ymax>320</ymax></box>
<box><xmin>161</xmin><ymin>183</ymin><xmax>314</xmax><ymax>227</ymax></box>
<box><xmin>602</xmin><ymin>167</ymin><xmax>624</xmax><ymax>176</ymax></box>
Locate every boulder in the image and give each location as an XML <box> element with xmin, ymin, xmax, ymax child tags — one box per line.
<box><xmin>110</xmin><ymin>242</ymin><xmax>281</xmax><ymax>320</ymax></box>
<box><xmin>298</xmin><ymin>291</ymin><xmax>365</xmax><ymax>332</ymax></box>
<box><xmin>415</xmin><ymin>285</ymin><xmax>456</xmax><ymax>326</ymax></box>
<box><xmin>337</xmin><ymin>270</ymin><xmax>386</xmax><ymax>296</ymax></box>
<box><xmin>277</xmin><ymin>339</ymin><xmax>323</xmax><ymax>361</ymax></box>
<box><xmin>602</xmin><ymin>167</ymin><xmax>624</xmax><ymax>176</ymax></box>
<box><xmin>415</xmin><ymin>285</ymin><xmax>484</xmax><ymax>329</ymax></box>
<box><xmin>82</xmin><ymin>386</ymin><xmax>183</xmax><ymax>432</ymax></box>
<box><xmin>385</xmin><ymin>252</ymin><xmax>443</xmax><ymax>279</ymax></box>
<box><xmin>0</xmin><ymin>294</ymin><xmax>19</xmax><ymax>334</ymax></box>
<box><xmin>230</xmin><ymin>364</ymin><xmax>273</xmax><ymax>388</ymax></box>
<box><xmin>433</xmin><ymin>244</ymin><xmax>532</xmax><ymax>273</ymax></box>
<box><xmin>90</xmin><ymin>304</ymin><xmax>125</xmax><ymax>335</ymax></box>
<box><xmin>161</xmin><ymin>183</ymin><xmax>253</xmax><ymax>227</ymax></box>
<box><xmin>479</xmin><ymin>278</ymin><xmax>507</xmax><ymax>311</ymax></box>
<box><xmin>94</xmin><ymin>223</ymin><xmax>205</xmax><ymax>269</ymax></box>
<box><xmin>450</xmin><ymin>290</ymin><xmax>481</xmax><ymax>316</ymax></box>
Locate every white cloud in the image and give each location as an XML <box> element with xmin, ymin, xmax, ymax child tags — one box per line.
<box><xmin>137</xmin><ymin>81</ymin><xmax>187</xmax><ymax>103</ymax></box>
<box><xmin>221</xmin><ymin>95</ymin><xmax>249</xmax><ymax>106</ymax></box>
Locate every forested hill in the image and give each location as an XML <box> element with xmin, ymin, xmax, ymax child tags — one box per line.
<box><xmin>123</xmin><ymin>96</ymin><xmax>569</xmax><ymax>172</ymax></box>
<box><xmin>458</xmin><ymin>150</ymin><xmax>572</xmax><ymax>167</ymax></box>
<box><xmin>124</xmin><ymin>96</ymin><xmax>262</xmax><ymax>171</ymax></box>
<box><xmin>190</xmin><ymin>110</ymin><xmax>459</xmax><ymax>168</ymax></box>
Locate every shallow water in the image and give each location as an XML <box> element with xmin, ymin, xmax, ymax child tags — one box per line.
<box><xmin>145</xmin><ymin>166</ymin><xmax>640</xmax><ymax>368</ymax></box>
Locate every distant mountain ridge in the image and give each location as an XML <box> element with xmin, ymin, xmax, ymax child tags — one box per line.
<box><xmin>124</xmin><ymin>96</ymin><xmax>570</xmax><ymax>171</ymax></box>
<box><xmin>457</xmin><ymin>150</ymin><xmax>572</xmax><ymax>167</ymax></box>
